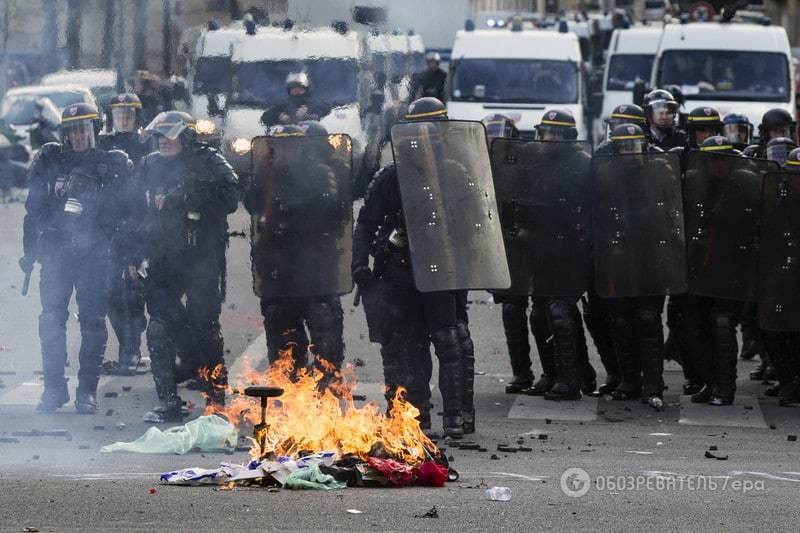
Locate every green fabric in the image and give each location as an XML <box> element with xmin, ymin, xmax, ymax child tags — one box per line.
<box><xmin>283</xmin><ymin>465</ymin><xmax>347</xmax><ymax>490</ymax></box>
<box><xmin>100</xmin><ymin>415</ymin><xmax>238</xmax><ymax>455</ymax></box>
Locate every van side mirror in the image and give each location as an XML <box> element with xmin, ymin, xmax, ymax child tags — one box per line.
<box><xmin>632</xmin><ymin>79</ymin><xmax>646</xmax><ymax>107</ymax></box>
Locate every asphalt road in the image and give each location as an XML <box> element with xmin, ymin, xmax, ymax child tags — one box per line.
<box><xmin>1</xmin><ymin>199</ymin><xmax>800</xmax><ymax>532</ymax></box>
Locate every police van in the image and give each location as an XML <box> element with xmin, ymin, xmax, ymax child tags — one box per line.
<box><xmin>593</xmin><ymin>26</ymin><xmax>662</xmax><ymax>142</ymax></box>
<box><xmin>222</xmin><ymin>25</ymin><xmax>364</xmax><ymax>174</ymax></box>
<box><xmin>447</xmin><ymin>26</ymin><xmax>587</xmax><ymax>138</ymax></box>
<box><xmin>651</xmin><ymin>21</ymin><xmax>796</xmax><ymax>132</ymax></box>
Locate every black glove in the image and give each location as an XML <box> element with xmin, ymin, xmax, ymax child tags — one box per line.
<box><xmin>352</xmin><ymin>264</ymin><xmax>373</xmax><ymax>287</ymax></box>
<box><xmin>18</xmin><ymin>255</ymin><xmax>35</xmax><ymax>274</ymax></box>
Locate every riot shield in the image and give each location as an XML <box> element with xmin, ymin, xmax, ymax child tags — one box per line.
<box><xmin>250</xmin><ymin>134</ymin><xmax>353</xmax><ymax>299</ymax></box>
<box><xmin>490</xmin><ymin>139</ymin><xmax>592</xmax><ymax>296</ymax></box>
<box><xmin>758</xmin><ymin>172</ymin><xmax>800</xmax><ymax>331</ymax></box>
<box><xmin>390</xmin><ymin>120</ymin><xmax>510</xmax><ymax>292</ymax></box>
<box><xmin>592</xmin><ymin>152</ymin><xmax>686</xmax><ymax>298</ymax></box>
<box><xmin>684</xmin><ymin>152</ymin><xmax>778</xmax><ymax>300</ymax></box>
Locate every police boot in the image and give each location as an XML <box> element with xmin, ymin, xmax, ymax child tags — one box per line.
<box><xmin>709</xmin><ymin>313</ymin><xmax>737</xmax><ymax>406</ymax></box>
<box><xmin>596</xmin><ymin>336</ymin><xmax>620</xmax><ymax>395</ymax></box>
<box><xmin>36</xmin><ymin>377</ymin><xmax>69</xmax><ymax>413</ymax></box>
<box><xmin>583</xmin><ymin>293</ymin><xmax>617</xmax><ymax>394</ymax></box>
<box><xmin>502</xmin><ymin>302</ymin><xmax>534</xmax><ymax>393</ymax></box>
<box><xmin>525</xmin><ymin>339</ymin><xmax>556</xmax><ymax>395</ymax></box>
<box><xmin>750</xmin><ymin>356</ymin><xmax>775</xmax><ymax>381</ymax></box>
<box><xmin>431</xmin><ymin>327</ymin><xmax>464</xmax><ymax>439</ymax></box>
<box><xmin>575</xmin><ymin>314</ymin><xmax>597</xmax><ymax>395</ymax></box>
<box><xmin>543</xmin><ymin>301</ymin><xmax>582</xmax><ymax>401</ymax></box>
<box><xmin>74</xmin><ymin>388</ymin><xmax>98</xmax><ymax>415</ymax></box>
<box><xmin>610</xmin><ymin>317</ymin><xmax>642</xmax><ymax>400</ymax></box>
<box><xmin>457</xmin><ymin>323</ymin><xmax>476</xmax><ymax>434</ymax></box>
<box><xmin>144</xmin><ymin>394</ymin><xmax>186</xmax><ymax>423</ymax></box>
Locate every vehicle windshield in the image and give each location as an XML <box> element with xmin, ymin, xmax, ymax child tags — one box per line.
<box><xmin>193</xmin><ymin>56</ymin><xmax>231</xmax><ymax>94</ymax></box>
<box><xmin>231</xmin><ymin>58</ymin><xmax>357</xmax><ymax>107</ymax></box>
<box><xmin>451</xmin><ymin>58</ymin><xmax>578</xmax><ymax>104</ymax></box>
<box><xmin>658</xmin><ymin>50</ymin><xmax>790</xmax><ymax>102</ymax></box>
<box><xmin>606</xmin><ymin>54</ymin><xmax>654</xmax><ymax>90</ymax></box>
<box><xmin>0</xmin><ymin>91</ymin><xmax>85</xmax><ymax>124</ymax></box>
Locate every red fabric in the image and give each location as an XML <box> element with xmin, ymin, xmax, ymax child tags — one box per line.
<box><xmin>415</xmin><ymin>461</ymin><xmax>448</xmax><ymax>487</ymax></box>
<box><xmin>366</xmin><ymin>457</ymin><xmax>415</xmax><ymax>486</ymax></box>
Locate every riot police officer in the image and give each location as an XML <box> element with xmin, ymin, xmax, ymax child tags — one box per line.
<box><xmin>723</xmin><ymin>114</ymin><xmax>754</xmax><ymax>152</ymax></box>
<box><xmin>603</xmin><ymin>123</ymin><xmax>667</xmax><ymax>410</ymax></box>
<box><xmin>409</xmin><ymin>52</ymin><xmax>447</xmax><ymax>103</ymax></box>
<box><xmin>98</xmin><ymin>92</ymin><xmax>149</xmax><ymax>376</ymax></box>
<box><xmin>260</xmin><ymin>73</ymin><xmax>331</xmax><ymax>129</ymax></box>
<box><xmin>599</xmin><ymin>104</ymin><xmax>647</xmax><ymax>150</ymax></box>
<box><xmin>685</xmin><ymin>107</ymin><xmax>725</xmax><ymax>149</ymax></box>
<box><xmin>352</xmin><ymin>97</ymin><xmax>476</xmax><ymax>437</ymax></box>
<box><xmin>21</xmin><ymin>102</ymin><xmax>135</xmax><ymax>413</ymax></box>
<box><xmin>243</xmin><ymin>123</ymin><xmax>347</xmax><ymax>387</ymax></box>
<box><xmin>643</xmin><ymin>89</ymin><xmax>687</xmax><ymax>151</ymax></box>
<box><xmin>139</xmin><ymin>111</ymin><xmax>238</xmax><ymax>422</ymax></box>
<box><xmin>744</xmin><ymin>109</ymin><xmax>797</xmax><ymax>158</ymax></box>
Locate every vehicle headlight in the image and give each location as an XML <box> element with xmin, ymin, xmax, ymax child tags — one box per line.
<box><xmin>195</xmin><ymin>119</ymin><xmax>216</xmax><ymax>135</ymax></box>
<box><xmin>231</xmin><ymin>137</ymin><xmax>251</xmax><ymax>155</ymax></box>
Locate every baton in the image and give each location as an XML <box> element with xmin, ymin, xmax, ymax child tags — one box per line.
<box><xmin>21</xmin><ymin>270</ymin><xmax>31</xmax><ymax>296</ymax></box>
<box><xmin>353</xmin><ymin>286</ymin><xmax>361</xmax><ymax>307</ymax></box>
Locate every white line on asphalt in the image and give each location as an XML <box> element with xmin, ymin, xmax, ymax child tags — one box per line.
<box><xmin>508</xmin><ymin>394</ymin><xmax>599</xmax><ymax>421</ymax></box>
<box><xmin>458</xmin><ymin>471</ymin><xmax>548</xmax><ymax>482</ymax></box>
<box><xmin>53</xmin><ymin>472</ymin><xmax>162</xmax><ymax>481</ymax></box>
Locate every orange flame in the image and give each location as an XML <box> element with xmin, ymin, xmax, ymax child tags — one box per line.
<box><xmin>204</xmin><ymin>347</ymin><xmax>439</xmax><ymax>465</ymax></box>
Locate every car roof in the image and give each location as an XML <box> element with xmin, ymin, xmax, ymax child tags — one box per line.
<box><xmin>4</xmin><ymin>83</ymin><xmax>94</xmax><ymax>97</ymax></box>
<box><xmin>41</xmin><ymin>69</ymin><xmax>116</xmax><ymax>88</ymax></box>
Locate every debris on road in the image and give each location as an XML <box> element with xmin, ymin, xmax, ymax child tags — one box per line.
<box><xmin>101</xmin><ymin>415</ymin><xmax>237</xmax><ymax>455</ymax></box>
<box><xmin>346</xmin><ymin>509</ymin><xmax>363</xmax><ymax>514</ymax></box>
<box><xmin>704</xmin><ymin>450</ymin><xmax>728</xmax><ymax>460</ymax></box>
<box><xmin>485</xmin><ymin>486</ymin><xmax>512</xmax><ymax>501</ymax></box>
<box><xmin>11</xmin><ymin>429</ymin><xmax>72</xmax><ymax>440</ymax></box>
<box><xmin>788</xmin><ymin>435</ymin><xmax>797</xmax><ymax>442</ymax></box>
<box><xmin>414</xmin><ymin>506</ymin><xmax>439</xmax><ymax>518</ymax></box>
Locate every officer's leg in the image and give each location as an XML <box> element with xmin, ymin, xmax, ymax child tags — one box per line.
<box><xmin>261</xmin><ymin>298</ymin><xmax>308</xmax><ymax>373</ymax></box>
<box><xmin>707</xmin><ymin>300</ymin><xmax>741</xmax><ymax>405</ymax></box>
<box><xmin>455</xmin><ymin>291</ymin><xmax>476</xmax><ymax>433</ymax></box>
<box><xmin>670</xmin><ymin>295</ymin><xmax>704</xmax><ymax>394</ymax></box>
<box><xmin>762</xmin><ymin>331</ymin><xmax>800</xmax><ymax>406</ymax></box>
<box><xmin>634</xmin><ymin>296</ymin><xmax>666</xmax><ymax>411</ymax></box>
<box><xmin>526</xmin><ymin>298</ymin><xmax>556</xmax><ymax>395</ymax></box>
<box><xmin>105</xmin><ymin>269</ymin><xmax>127</xmax><ymax>363</ymax></box>
<box><xmin>543</xmin><ymin>297</ymin><xmax>583</xmax><ymax>401</ymax></box>
<box><xmin>681</xmin><ymin>296</ymin><xmax>715</xmax><ymax>403</ymax></box>
<box><xmin>583</xmin><ymin>291</ymin><xmax>617</xmax><ymax>394</ymax></box>
<box><xmin>739</xmin><ymin>302</ymin><xmax>762</xmax><ymax>360</ymax></box>
<box><xmin>608</xmin><ymin>298</ymin><xmax>642</xmax><ymax>400</ymax></box>
<box><xmin>185</xmin><ymin>257</ymin><xmax>227</xmax><ymax>406</ymax></box>
<box><xmin>36</xmin><ymin>253</ymin><xmax>73</xmax><ymax>412</ymax></box>
<box><xmin>573</xmin><ymin>303</ymin><xmax>596</xmax><ymax>394</ymax></box>
<box><xmin>421</xmin><ymin>291</ymin><xmax>463</xmax><ymax>438</ymax></box>
<box><xmin>499</xmin><ymin>295</ymin><xmax>534</xmax><ymax>393</ymax></box>
<box><xmin>73</xmin><ymin>256</ymin><xmax>110</xmax><ymax>414</ymax></box>
<box><xmin>305</xmin><ymin>295</ymin><xmax>345</xmax><ymax>376</ymax></box>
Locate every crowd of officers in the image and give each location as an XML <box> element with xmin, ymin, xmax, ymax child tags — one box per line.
<box><xmin>17</xmin><ymin>80</ymin><xmax>800</xmax><ymax>438</ymax></box>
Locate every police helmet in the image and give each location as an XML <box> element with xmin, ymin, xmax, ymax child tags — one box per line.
<box><xmin>722</xmin><ymin>113</ymin><xmax>753</xmax><ymax>147</ymax></box>
<box><xmin>643</xmin><ymin>89</ymin><xmax>679</xmax><ymax>126</ymax></box>
<box><xmin>785</xmin><ymin>147</ymin><xmax>800</xmax><ymax>172</ymax></box>
<box><xmin>286</xmin><ymin>72</ymin><xmax>310</xmax><ymax>93</ymax></box>
<box><xmin>699</xmin><ymin>135</ymin><xmax>735</xmax><ymax>154</ymax></box>
<box><xmin>425</xmin><ymin>51</ymin><xmax>441</xmax><ymax>63</ymax></box>
<box><xmin>759</xmin><ymin>109</ymin><xmax>796</xmax><ymax>143</ymax></box>
<box><xmin>60</xmin><ymin>102</ymin><xmax>101</xmax><ymax>151</ymax></box>
<box><xmin>109</xmin><ymin>92</ymin><xmax>143</xmax><ymax>133</ymax></box>
<box><xmin>142</xmin><ymin>110</ymin><xmax>196</xmax><ymax>142</ymax></box>
<box><xmin>766</xmin><ymin>137</ymin><xmax>798</xmax><ymax>167</ymax></box>
<box><xmin>404</xmin><ymin>97</ymin><xmax>448</xmax><ymax>121</ymax></box>
<box><xmin>609</xmin><ymin>123</ymin><xmax>646</xmax><ymax>154</ymax></box>
<box><xmin>686</xmin><ymin>106</ymin><xmax>724</xmax><ymax>145</ymax></box>
<box><xmin>536</xmin><ymin>109</ymin><xmax>578</xmax><ymax>141</ymax></box>
<box><xmin>605</xmin><ymin>104</ymin><xmax>646</xmax><ymax>140</ymax></box>
<box><xmin>481</xmin><ymin>113</ymin><xmax>518</xmax><ymax>140</ymax></box>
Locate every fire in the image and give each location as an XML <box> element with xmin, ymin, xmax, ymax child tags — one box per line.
<box><xmin>203</xmin><ymin>347</ymin><xmax>439</xmax><ymax>465</ymax></box>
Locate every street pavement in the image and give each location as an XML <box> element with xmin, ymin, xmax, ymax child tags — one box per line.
<box><xmin>1</xmin><ymin>199</ymin><xmax>800</xmax><ymax>532</ymax></box>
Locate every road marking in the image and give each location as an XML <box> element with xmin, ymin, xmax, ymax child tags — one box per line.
<box><xmin>678</xmin><ymin>395</ymin><xmax>767</xmax><ymax>429</ymax></box>
<box><xmin>508</xmin><ymin>394</ymin><xmax>598</xmax><ymax>421</ymax></box>
<box><xmin>458</xmin><ymin>471</ymin><xmax>548</xmax><ymax>482</ymax></box>
<box><xmin>53</xmin><ymin>472</ymin><xmax>162</xmax><ymax>481</ymax></box>
<box><xmin>0</xmin><ymin>375</ymin><xmax>117</xmax><ymax>406</ymax></box>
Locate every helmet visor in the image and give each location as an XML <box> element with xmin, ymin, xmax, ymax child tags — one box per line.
<box><xmin>650</xmin><ymin>101</ymin><xmax>678</xmax><ymax>127</ymax></box>
<box><xmin>143</xmin><ymin>112</ymin><xmax>192</xmax><ymax>140</ymax></box>
<box><xmin>615</xmin><ymin>138</ymin><xmax>645</xmax><ymax>154</ymax></box>
<box><xmin>484</xmin><ymin>121</ymin><xmax>513</xmax><ymax>139</ymax></box>
<box><xmin>112</xmin><ymin>107</ymin><xmax>138</xmax><ymax>133</ymax></box>
<box><xmin>723</xmin><ymin>123</ymin><xmax>751</xmax><ymax>145</ymax></box>
<box><xmin>766</xmin><ymin>125</ymin><xmax>793</xmax><ymax>141</ymax></box>
<box><xmin>767</xmin><ymin>143</ymin><xmax>794</xmax><ymax>166</ymax></box>
<box><xmin>61</xmin><ymin>119</ymin><xmax>95</xmax><ymax>151</ymax></box>
<box><xmin>536</xmin><ymin>124</ymin><xmax>569</xmax><ymax>141</ymax></box>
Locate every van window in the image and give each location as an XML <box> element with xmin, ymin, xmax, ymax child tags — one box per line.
<box><xmin>231</xmin><ymin>58</ymin><xmax>357</xmax><ymax>108</ymax></box>
<box><xmin>451</xmin><ymin>58</ymin><xmax>578</xmax><ymax>104</ymax></box>
<box><xmin>606</xmin><ymin>54</ymin><xmax>654</xmax><ymax>90</ymax></box>
<box><xmin>658</xmin><ymin>50</ymin><xmax>789</xmax><ymax>102</ymax></box>
<box><xmin>194</xmin><ymin>56</ymin><xmax>232</xmax><ymax>94</ymax></box>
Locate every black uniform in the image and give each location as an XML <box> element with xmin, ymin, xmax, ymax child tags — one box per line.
<box><xmin>139</xmin><ymin>144</ymin><xmax>238</xmax><ymax>411</ymax></box>
<box><xmin>22</xmin><ymin>143</ymin><xmax>135</xmax><ymax>409</ymax></box>
<box><xmin>353</xmin><ymin>163</ymin><xmax>472</xmax><ymax>433</ymax></box>
<box><xmin>260</xmin><ymin>95</ymin><xmax>331</xmax><ymax>129</ymax></box>
<box><xmin>409</xmin><ymin>68</ymin><xmax>447</xmax><ymax>103</ymax></box>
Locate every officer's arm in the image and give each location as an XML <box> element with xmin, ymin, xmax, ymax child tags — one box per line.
<box><xmin>22</xmin><ymin>143</ymin><xmax>59</xmax><ymax>258</ymax></box>
<box><xmin>352</xmin><ymin>165</ymin><xmax>391</xmax><ymax>269</ymax></box>
<box><xmin>193</xmin><ymin>148</ymin><xmax>240</xmax><ymax>217</ymax></box>
<box><xmin>106</xmin><ymin>150</ymin><xmax>141</xmax><ymax>264</ymax></box>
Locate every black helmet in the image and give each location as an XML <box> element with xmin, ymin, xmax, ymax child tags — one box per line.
<box><xmin>723</xmin><ymin>113</ymin><xmax>753</xmax><ymax>148</ymax></box>
<box><xmin>686</xmin><ymin>106</ymin><xmax>724</xmax><ymax>146</ymax></box>
<box><xmin>536</xmin><ymin>109</ymin><xmax>578</xmax><ymax>141</ymax></box>
<box><xmin>109</xmin><ymin>92</ymin><xmax>143</xmax><ymax>133</ymax></box>
<box><xmin>766</xmin><ymin>137</ymin><xmax>798</xmax><ymax>167</ymax></box>
<box><xmin>643</xmin><ymin>89</ymin><xmax>679</xmax><ymax>130</ymax></box>
<box><xmin>481</xmin><ymin>113</ymin><xmax>518</xmax><ymax>140</ymax></box>
<box><xmin>142</xmin><ymin>110</ymin><xmax>196</xmax><ymax>142</ymax></box>
<box><xmin>298</xmin><ymin>120</ymin><xmax>329</xmax><ymax>137</ymax></box>
<box><xmin>268</xmin><ymin>124</ymin><xmax>306</xmax><ymax>137</ymax></box>
<box><xmin>60</xmin><ymin>102</ymin><xmax>101</xmax><ymax>151</ymax></box>
<box><xmin>609</xmin><ymin>123</ymin><xmax>646</xmax><ymax>154</ymax></box>
<box><xmin>785</xmin><ymin>147</ymin><xmax>800</xmax><ymax>172</ymax></box>
<box><xmin>605</xmin><ymin>104</ymin><xmax>646</xmax><ymax>140</ymax></box>
<box><xmin>404</xmin><ymin>97</ymin><xmax>447</xmax><ymax>121</ymax></box>
<box><xmin>759</xmin><ymin>109</ymin><xmax>796</xmax><ymax>143</ymax></box>
<box><xmin>699</xmin><ymin>135</ymin><xmax>735</xmax><ymax>154</ymax></box>
<box><xmin>286</xmin><ymin>72</ymin><xmax>309</xmax><ymax>93</ymax></box>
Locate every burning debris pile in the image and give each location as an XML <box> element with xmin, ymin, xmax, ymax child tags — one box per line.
<box><xmin>161</xmin><ymin>350</ymin><xmax>450</xmax><ymax>489</ymax></box>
